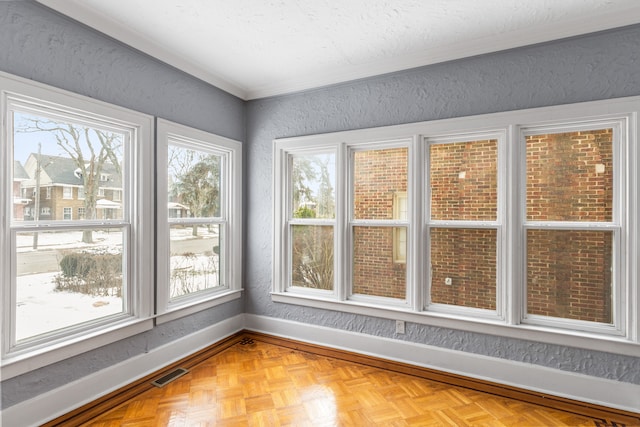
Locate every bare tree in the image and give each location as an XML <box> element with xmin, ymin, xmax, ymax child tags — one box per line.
<box><xmin>169</xmin><ymin>148</ymin><xmax>220</xmax><ymax>236</ymax></box>
<box><xmin>17</xmin><ymin>117</ymin><xmax>123</xmax><ymax>243</ymax></box>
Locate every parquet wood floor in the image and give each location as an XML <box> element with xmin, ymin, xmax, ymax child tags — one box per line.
<box><xmin>78</xmin><ymin>337</ymin><xmax>625</xmax><ymax>427</ymax></box>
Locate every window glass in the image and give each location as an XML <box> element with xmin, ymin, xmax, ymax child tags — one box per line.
<box><xmin>166</xmin><ymin>145</ymin><xmax>222</xmax><ymax>302</ymax></box>
<box><xmin>13</xmin><ymin>111</ymin><xmax>125</xmax><ymax>223</ymax></box>
<box><xmin>291</xmin><ymin>225</ymin><xmax>334</xmax><ymax>290</ymax></box>
<box><xmin>429</xmin><ymin>228</ymin><xmax>497</xmax><ymax>310</ymax></box>
<box><xmin>526</xmin><ymin>130</ymin><xmax>613</xmax><ymax>222</ymax></box>
<box><xmin>291</xmin><ymin>153</ymin><xmax>335</xmax><ymax>219</ymax></box>
<box><xmin>168</xmin><ymin>146</ymin><xmax>221</xmax><ymax>218</ymax></box>
<box><xmin>354</xmin><ymin>148</ymin><xmax>408</xmax><ymax>220</ymax></box>
<box><xmin>169</xmin><ymin>224</ymin><xmax>222</xmax><ymax>299</ymax></box>
<box><xmin>430</xmin><ymin>139</ymin><xmax>497</xmax><ymax>221</ymax></box>
<box><xmin>526</xmin><ymin>229</ymin><xmax>613</xmax><ymax>323</ymax></box>
<box><xmin>353</xmin><ymin>226</ymin><xmax>406</xmax><ymax>299</ymax></box>
<box><xmin>15</xmin><ymin>228</ymin><xmax>125</xmax><ymax>342</ymax></box>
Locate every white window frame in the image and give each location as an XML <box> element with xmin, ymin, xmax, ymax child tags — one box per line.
<box><xmin>273</xmin><ymin>97</ymin><xmax>640</xmax><ymax>357</ymax></box>
<box><xmin>156</xmin><ymin>119</ymin><xmax>242</xmax><ymax>323</ymax></box>
<box><xmin>517</xmin><ymin>119</ymin><xmax>626</xmax><ymax>336</ymax></box>
<box><xmin>62</xmin><ymin>206</ymin><xmax>72</xmax><ymax>220</ymax></box>
<box><xmin>347</xmin><ymin>139</ymin><xmax>413</xmax><ymax>308</ymax></box>
<box><xmin>0</xmin><ymin>71</ymin><xmax>154</xmax><ymax>379</ymax></box>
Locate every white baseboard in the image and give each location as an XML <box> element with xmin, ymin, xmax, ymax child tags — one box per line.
<box><xmin>1</xmin><ymin>314</ymin><xmax>244</xmax><ymax>427</ymax></box>
<box><xmin>244</xmin><ymin>314</ymin><xmax>640</xmax><ymax>414</ymax></box>
<box><xmin>4</xmin><ymin>313</ymin><xmax>638</xmax><ymax>426</ymax></box>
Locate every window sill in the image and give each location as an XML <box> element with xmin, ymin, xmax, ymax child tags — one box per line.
<box><xmin>155</xmin><ymin>289</ymin><xmax>243</xmax><ymax>325</ymax></box>
<box><xmin>1</xmin><ymin>317</ymin><xmax>154</xmax><ymax>380</ymax></box>
<box><xmin>271</xmin><ymin>292</ymin><xmax>639</xmax><ymax>357</ymax></box>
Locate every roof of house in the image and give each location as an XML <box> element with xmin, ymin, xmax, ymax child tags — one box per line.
<box><xmin>25</xmin><ymin>153</ymin><xmax>122</xmax><ymax>187</ymax></box>
<box><xmin>13</xmin><ymin>160</ymin><xmax>30</xmax><ymax>181</ymax></box>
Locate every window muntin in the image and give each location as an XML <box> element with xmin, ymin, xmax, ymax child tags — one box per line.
<box><xmin>156</xmin><ymin>119</ymin><xmax>242</xmax><ymax>317</ymax></box>
<box><xmin>2</xmin><ymin>73</ymin><xmax>153</xmax><ymax>369</ymax></box>
<box><xmin>522</xmin><ymin>125</ymin><xmax>621</xmax><ymax>331</ymax></box>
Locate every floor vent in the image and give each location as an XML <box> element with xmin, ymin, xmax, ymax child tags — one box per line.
<box><xmin>151</xmin><ymin>367</ymin><xmax>189</xmax><ymax>387</ymax></box>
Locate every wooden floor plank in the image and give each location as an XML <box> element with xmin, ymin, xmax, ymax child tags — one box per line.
<box><xmin>76</xmin><ymin>337</ymin><xmax>637</xmax><ymax>426</ymax></box>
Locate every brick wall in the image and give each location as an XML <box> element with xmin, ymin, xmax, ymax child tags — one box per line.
<box><xmin>428</xmin><ymin>139</ymin><xmax>498</xmax><ymax>308</ymax></box>
<box><xmin>525</xmin><ymin>129</ymin><xmax>613</xmax><ymax>322</ymax></box>
<box><xmin>352</xmin><ymin>147</ymin><xmax>407</xmax><ymax>298</ymax></box>
<box><xmin>351</xmin><ymin>130</ymin><xmax>613</xmax><ymax>322</ymax></box>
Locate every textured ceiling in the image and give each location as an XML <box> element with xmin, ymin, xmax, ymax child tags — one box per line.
<box><xmin>37</xmin><ymin>0</ymin><xmax>640</xmax><ymax>100</ymax></box>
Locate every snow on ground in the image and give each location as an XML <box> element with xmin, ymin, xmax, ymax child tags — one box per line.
<box><xmin>16</xmin><ymin>272</ymin><xmax>122</xmax><ymax>341</ymax></box>
<box><xmin>14</xmin><ymin>226</ymin><xmax>218</xmax><ymax>341</ymax></box>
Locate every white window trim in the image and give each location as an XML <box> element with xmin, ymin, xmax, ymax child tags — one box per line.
<box><xmin>155</xmin><ymin>118</ymin><xmax>242</xmax><ymax>324</ymax></box>
<box><xmin>273</xmin><ymin>97</ymin><xmax>640</xmax><ymax>357</ymax></box>
<box><xmin>0</xmin><ymin>71</ymin><xmax>154</xmax><ymax>379</ymax></box>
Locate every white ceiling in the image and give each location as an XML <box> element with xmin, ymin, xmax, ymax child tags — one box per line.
<box><xmin>37</xmin><ymin>0</ymin><xmax>640</xmax><ymax>100</ymax></box>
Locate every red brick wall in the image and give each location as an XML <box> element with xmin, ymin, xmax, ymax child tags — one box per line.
<box><xmin>526</xmin><ymin>129</ymin><xmax>613</xmax><ymax>322</ymax></box>
<box><xmin>352</xmin><ymin>147</ymin><xmax>407</xmax><ymax>298</ymax></box>
<box><xmin>428</xmin><ymin>139</ymin><xmax>498</xmax><ymax>309</ymax></box>
<box><xmin>350</xmin><ymin>130</ymin><xmax>613</xmax><ymax>322</ymax></box>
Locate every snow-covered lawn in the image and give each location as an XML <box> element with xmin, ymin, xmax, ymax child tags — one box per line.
<box><xmin>14</xmin><ymin>226</ymin><xmax>219</xmax><ymax>341</ymax></box>
<box><xmin>16</xmin><ymin>272</ymin><xmax>122</xmax><ymax>341</ymax></box>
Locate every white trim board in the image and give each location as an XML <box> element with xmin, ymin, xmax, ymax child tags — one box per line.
<box><xmin>1</xmin><ymin>315</ymin><xmax>244</xmax><ymax>427</ymax></box>
<box><xmin>244</xmin><ymin>314</ymin><xmax>640</xmax><ymax>414</ymax></box>
<box><xmin>3</xmin><ymin>313</ymin><xmax>639</xmax><ymax>426</ymax></box>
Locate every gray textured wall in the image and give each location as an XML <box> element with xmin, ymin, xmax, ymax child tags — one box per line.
<box><xmin>0</xmin><ymin>1</ymin><xmax>245</xmax><ymax>408</ymax></box>
<box><xmin>245</xmin><ymin>24</ymin><xmax>640</xmax><ymax>384</ymax></box>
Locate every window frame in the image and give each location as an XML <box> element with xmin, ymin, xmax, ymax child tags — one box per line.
<box><xmin>0</xmin><ymin>71</ymin><xmax>154</xmax><ymax>379</ymax></box>
<box><xmin>273</xmin><ymin>98</ymin><xmax>640</xmax><ymax>356</ymax></box>
<box><xmin>155</xmin><ymin>119</ymin><xmax>242</xmax><ymax>323</ymax></box>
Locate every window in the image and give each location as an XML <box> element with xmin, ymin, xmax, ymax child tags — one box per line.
<box><xmin>98</xmin><ymin>187</ymin><xmax>105</xmax><ymax>197</ymax></box>
<box><xmin>1</xmin><ymin>71</ymin><xmax>153</xmax><ymax>378</ymax></box>
<box><xmin>427</xmin><ymin>135</ymin><xmax>501</xmax><ymax>316</ymax></box>
<box><xmin>62</xmin><ymin>186</ymin><xmax>73</xmax><ymax>199</ymax></box>
<box><xmin>77</xmin><ymin>186</ymin><xmax>85</xmax><ymax>200</ymax></box>
<box><xmin>46</xmin><ymin>186</ymin><xmax>51</xmax><ymax>199</ymax></box>
<box><xmin>274</xmin><ymin>97</ymin><xmax>639</xmax><ymax>352</ymax></box>
<box><xmin>351</xmin><ymin>145</ymin><xmax>408</xmax><ymax>302</ymax></box>
<box><xmin>156</xmin><ymin>119</ymin><xmax>242</xmax><ymax>321</ymax></box>
<box><xmin>113</xmin><ymin>189</ymin><xmax>121</xmax><ymax>201</ymax></box>
<box><xmin>522</xmin><ymin>124</ymin><xmax>621</xmax><ymax>333</ymax></box>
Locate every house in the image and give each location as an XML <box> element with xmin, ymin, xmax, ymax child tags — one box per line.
<box><xmin>21</xmin><ymin>153</ymin><xmax>122</xmax><ymax>221</ymax></box>
<box><xmin>12</xmin><ymin>160</ymin><xmax>30</xmax><ymax>220</ymax></box>
<box><xmin>1</xmin><ymin>1</ymin><xmax>639</xmax><ymax>426</ymax></box>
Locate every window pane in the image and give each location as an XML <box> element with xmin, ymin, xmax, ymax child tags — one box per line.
<box><xmin>290</xmin><ymin>153</ymin><xmax>335</xmax><ymax>219</ymax></box>
<box><xmin>170</xmin><ymin>224</ymin><xmax>222</xmax><ymax>299</ymax></box>
<box><xmin>353</xmin><ymin>148</ymin><xmax>407</xmax><ymax>220</ymax></box>
<box><xmin>167</xmin><ymin>145</ymin><xmax>221</xmax><ymax>218</ymax></box>
<box><xmin>526</xmin><ymin>129</ymin><xmax>613</xmax><ymax>222</ymax></box>
<box><xmin>291</xmin><ymin>225</ymin><xmax>334</xmax><ymax>290</ymax></box>
<box><xmin>430</xmin><ymin>228</ymin><xmax>496</xmax><ymax>310</ymax></box>
<box><xmin>353</xmin><ymin>226</ymin><xmax>406</xmax><ymax>299</ymax></box>
<box><xmin>13</xmin><ymin>111</ymin><xmax>125</xmax><ymax>222</ymax></box>
<box><xmin>430</xmin><ymin>139</ymin><xmax>497</xmax><ymax>221</ymax></box>
<box><xmin>527</xmin><ymin>229</ymin><xmax>613</xmax><ymax>323</ymax></box>
<box><xmin>15</xmin><ymin>229</ymin><xmax>124</xmax><ymax>342</ymax></box>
